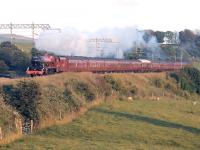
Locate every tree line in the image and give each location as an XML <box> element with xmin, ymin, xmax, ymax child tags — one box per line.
<box><xmin>124</xmin><ymin>29</ymin><xmax>200</xmax><ymax>61</ymax></box>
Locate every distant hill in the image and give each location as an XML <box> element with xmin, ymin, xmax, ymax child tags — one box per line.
<box><xmin>0</xmin><ymin>34</ymin><xmax>32</xmax><ymax>43</ymax></box>
<box><xmin>0</xmin><ymin>34</ymin><xmax>34</xmax><ymax>53</ymax></box>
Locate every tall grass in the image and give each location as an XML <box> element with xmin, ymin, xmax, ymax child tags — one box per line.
<box><xmin>0</xmin><ymin>97</ymin><xmax>18</xmax><ymax>141</ymax></box>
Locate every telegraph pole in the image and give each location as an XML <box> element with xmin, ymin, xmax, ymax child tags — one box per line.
<box><xmin>181</xmin><ymin>48</ymin><xmax>183</xmax><ymax>68</ymax></box>
<box><xmin>162</xmin><ymin>31</ymin><xmax>182</xmax><ymax>64</ymax></box>
<box><xmin>32</xmin><ymin>22</ymin><xmax>35</xmax><ymax>41</ymax></box>
<box><xmin>10</xmin><ymin>22</ymin><xmax>13</xmax><ymax>44</ymax></box>
<box><xmin>175</xmin><ymin>32</ymin><xmax>182</xmax><ymax>68</ymax></box>
<box><xmin>89</xmin><ymin>38</ymin><xmax>119</xmax><ymax>57</ymax></box>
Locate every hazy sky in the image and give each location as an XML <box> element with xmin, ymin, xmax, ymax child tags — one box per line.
<box><xmin>0</xmin><ymin>0</ymin><xmax>200</xmax><ymax>33</ymax></box>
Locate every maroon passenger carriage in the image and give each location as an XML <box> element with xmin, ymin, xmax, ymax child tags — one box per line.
<box><xmin>26</xmin><ymin>53</ymin><xmax>190</xmax><ymax>76</ymax></box>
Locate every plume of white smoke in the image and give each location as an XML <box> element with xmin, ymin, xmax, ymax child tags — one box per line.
<box><xmin>35</xmin><ymin>27</ymin><xmax>159</xmax><ymax>58</ymax></box>
<box><xmin>35</xmin><ymin>28</ymin><xmax>91</xmax><ymax>56</ymax></box>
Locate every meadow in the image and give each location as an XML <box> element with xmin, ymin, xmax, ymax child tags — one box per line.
<box><xmin>1</xmin><ymin>99</ymin><xmax>200</xmax><ymax>150</ymax></box>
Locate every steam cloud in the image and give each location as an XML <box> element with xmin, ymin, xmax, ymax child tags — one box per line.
<box><xmin>35</xmin><ymin>27</ymin><xmax>159</xmax><ymax>59</ymax></box>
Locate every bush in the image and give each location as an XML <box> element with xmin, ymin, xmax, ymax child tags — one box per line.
<box><xmin>68</xmin><ymin>79</ymin><xmax>96</xmax><ymax>102</ymax></box>
<box><xmin>45</xmin><ymin>85</ymin><xmax>64</xmax><ymax>103</ymax></box>
<box><xmin>183</xmin><ymin>67</ymin><xmax>200</xmax><ymax>94</ymax></box>
<box><xmin>130</xmin><ymin>85</ymin><xmax>138</xmax><ymax>95</ymax></box>
<box><xmin>103</xmin><ymin>75</ymin><xmax>138</xmax><ymax>97</ymax></box>
<box><xmin>74</xmin><ymin>81</ymin><xmax>96</xmax><ymax>101</ymax></box>
<box><xmin>0</xmin><ymin>60</ymin><xmax>9</xmax><ymax>73</ymax></box>
<box><xmin>1</xmin><ymin>80</ymin><xmax>41</xmax><ymax>122</ymax></box>
<box><xmin>180</xmin><ymin>77</ymin><xmax>196</xmax><ymax>92</ymax></box>
<box><xmin>94</xmin><ymin>77</ymin><xmax>112</xmax><ymax>97</ymax></box>
<box><xmin>170</xmin><ymin>67</ymin><xmax>200</xmax><ymax>95</ymax></box>
<box><xmin>104</xmin><ymin>75</ymin><xmax>122</xmax><ymax>92</ymax></box>
<box><xmin>151</xmin><ymin>78</ymin><xmax>163</xmax><ymax>88</ymax></box>
<box><xmin>169</xmin><ymin>72</ymin><xmax>179</xmax><ymax>83</ymax></box>
<box><xmin>63</xmin><ymin>85</ymin><xmax>81</xmax><ymax>111</ymax></box>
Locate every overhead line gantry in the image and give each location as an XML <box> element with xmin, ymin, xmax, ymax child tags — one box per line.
<box><xmin>0</xmin><ymin>23</ymin><xmax>51</xmax><ymax>43</ymax></box>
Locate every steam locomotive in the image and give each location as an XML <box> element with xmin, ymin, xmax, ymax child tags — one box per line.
<box><xmin>26</xmin><ymin>53</ymin><xmax>190</xmax><ymax>76</ymax></box>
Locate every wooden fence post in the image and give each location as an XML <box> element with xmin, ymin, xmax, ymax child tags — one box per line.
<box><xmin>163</xmin><ymin>91</ymin><xmax>165</xmax><ymax>97</ymax></box>
<box><xmin>30</xmin><ymin>120</ymin><xmax>33</xmax><ymax>134</ymax></box>
<box><xmin>15</xmin><ymin>118</ymin><xmax>22</xmax><ymax>134</ymax></box>
<box><xmin>0</xmin><ymin>127</ymin><xmax>2</xmax><ymax>140</ymax></box>
<box><xmin>20</xmin><ymin>119</ymin><xmax>22</xmax><ymax>134</ymax></box>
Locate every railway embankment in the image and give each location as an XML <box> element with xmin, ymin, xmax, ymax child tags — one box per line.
<box><xmin>0</xmin><ymin>70</ymin><xmax>200</xmax><ymax>144</ymax></box>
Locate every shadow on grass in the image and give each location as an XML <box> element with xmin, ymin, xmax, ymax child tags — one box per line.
<box><xmin>92</xmin><ymin>108</ymin><xmax>200</xmax><ymax>135</ymax></box>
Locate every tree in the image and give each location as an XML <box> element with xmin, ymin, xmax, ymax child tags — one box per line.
<box><xmin>143</xmin><ymin>30</ymin><xmax>155</xmax><ymax>43</ymax></box>
<box><xmin>2</xmin><ymin>80</ymin><xmax>41</xmax><ymax>122</ymax></box>
<box><xmin>0</xmin><ymin>41</ymin><xmax>31</xmax><ymax>73</ymax></box>
<box><xmin>179</xmin><ymin>29</ymin><xmax>196</xmax><ymax>43</ymax></box>
<box><xmin>0</xmin><ymin>60</ymin><xmax>9</xmax><ymax>73</ymax></box>
<box><xmin>155</xmin><ymin>31</ymin><xmax>165</xmax><ymax>43</ymax></box>
<box><xmin>170</xmin><ymin>67</ymin><xmax>200</xmax><ymax>95</ymax></box>
<box><xmin>195</xmin><ymin>36</ymin><xmax>200</xmax><ymax>47</ymax></box>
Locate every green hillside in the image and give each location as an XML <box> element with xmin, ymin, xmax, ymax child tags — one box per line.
<box><xmin>193</xmin><ymin>61</ymin><xmax>200</xmax><ymax>71</ymax></box>
<box><xmin>0</xmin><ymin>34</ymin><xmax>33</xmax><ymax>53</ymax></box>
<box><xmin>1</xmin><ymin>99</ymin><xmax>200</xmax><ymax>150</ymax></box>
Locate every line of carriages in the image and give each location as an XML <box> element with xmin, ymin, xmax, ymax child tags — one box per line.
<box><xmin>26</xmin><ymin>54</ymin><xmax>189</xmax><ymax>76</ymax></box>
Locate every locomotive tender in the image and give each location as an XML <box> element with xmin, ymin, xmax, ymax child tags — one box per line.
<box><xmin>26</xmin><ymin>53</ymin><xmax>189</xmax><ymax>76</ymax></box>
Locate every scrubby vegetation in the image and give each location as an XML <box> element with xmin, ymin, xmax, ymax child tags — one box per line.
<box><xmin>63</xmin><ymin>87</ymin><xmax>80</xmax><ymax>112</ymax></box>
<box><xmin>0</xmin><ymin>71</ymin><xmax>199</xmax><ymax>146</ymax></box>
<box><xmin>104</xmin><ymin>75</ymin><xmax>138</xmax><ymax>97</ymax></box>
<box><xmin>170</xmin><ymin>67</ymin><xmax>200</xmax><ymax>95</ymax></box>
<box><xmin>104</xmin><ymin>75</ymin><xmax>122</xmax><ymax>92</ymax></box>
<box><xmin>0</xmin><ymin>97</ymin><xmax>17</xmax><ymax>137</ymax></box>
<box><xmin>1</xmin><ymin>80</ymin><xmax>41</xmax><ymax>124</ymax></box>
<box><xmin>71</xmin><ymin>79</ymin><xmax>96</xmax><ymax>102</ymax></box>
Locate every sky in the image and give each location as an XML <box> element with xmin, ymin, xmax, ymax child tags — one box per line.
<box><xmin>0</xmin><ymin>0</ymin><xmax>200</xmax><ymax>35</ymax></box>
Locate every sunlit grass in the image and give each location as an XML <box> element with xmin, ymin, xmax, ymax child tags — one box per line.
<box><xmin>193</xmin><ymin>61</ymin><xmax>200</xmax><ymax>71</ymax></box>
<box><xmin>2</xmin><ymin>99</ymin><xmax>200</xmax><ymax>150</ymax></box>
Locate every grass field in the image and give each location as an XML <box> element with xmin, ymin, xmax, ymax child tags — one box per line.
<box><xmin>193</xmin><ymin>61</ymin><xmax>200</xmax><ymax>71</ymax></box>
<box><xmin>1</xmin><ymin>99</ymin><xmax>200</xmax><ymax>150</ymax></box>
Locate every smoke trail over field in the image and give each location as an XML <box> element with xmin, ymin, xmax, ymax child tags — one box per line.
<box><xmin>35</xmin><ymin>27</ymin><xmax>159</xmax><ymax>58</ymax></box>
